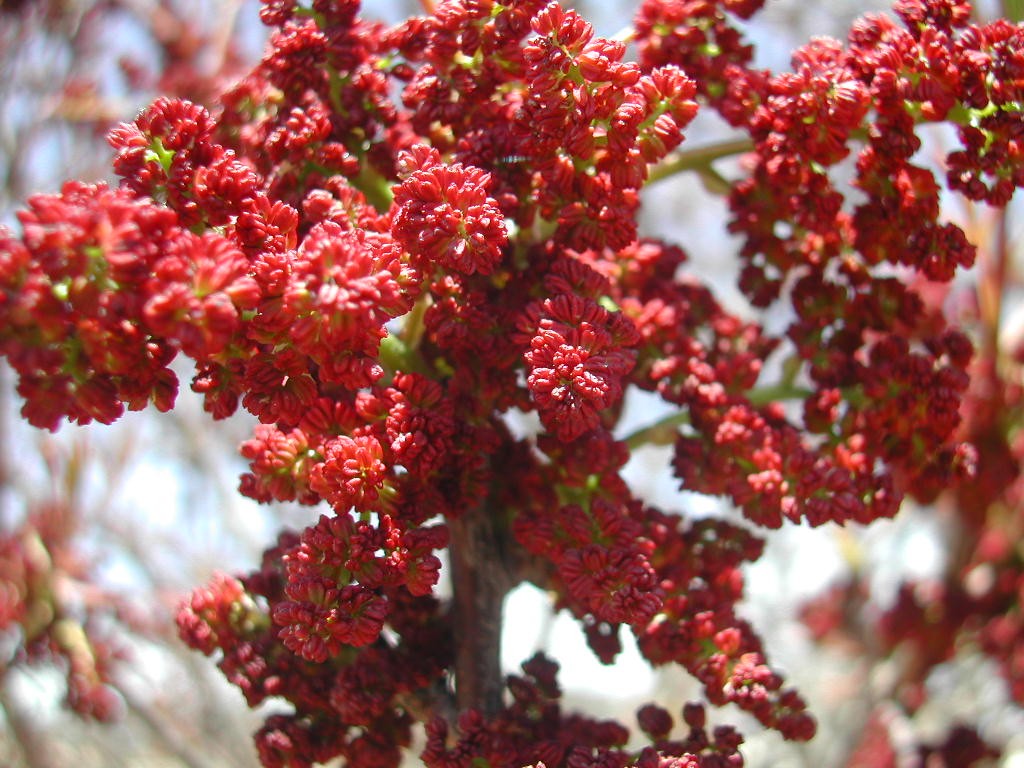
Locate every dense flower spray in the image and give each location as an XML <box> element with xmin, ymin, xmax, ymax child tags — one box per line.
<box><xmin>1</xmin><ymin>0</ymin><xmax>1023</xmax><ymax>765</ymax></box>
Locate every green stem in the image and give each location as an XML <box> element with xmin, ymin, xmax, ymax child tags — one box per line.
<box><xmin>647</xmin><ymin>136</ymin><xmax>754</xmax><ymax>186</ymax></box>
<box><xmin>623</xmin><ymin>381</ymin><xmax>811</xmax><ymax>449</ymax></box>
<box><xmin>624</xmin><ymin>411</ymin><xmax>690</xmax><ymax>450</ymax></box>
<box><xmin>145</xmin><ymin>136</ymin><xmax>175</xmax><ymax>172</ymax></box>
<box><xmin>352</xmin><ymin>161</ymin><xmax>394</xmax><ymax>214</ymax></box>
<box><xmin>980</xmin><ymin>209</ymin><xmax>1009</xmax><ymax>379</ymax></box>
<box><xmin>747</xmin><ymin>383</ymin><xmax>813</xmax><ymax>406</ymax></box>
<box><xmin>378</xmin><ymin>293</ymin><xmax>434</xmax><ymax>378</ymax></box>
<box><xmin>1002</xmin><ymin>0</ymin><xmax>1023</xmax><ymax>22</ymax></box>
<box><xmin>402</xmin><ymin>292</ymin><xmax>431</xmax><ymax>353</ymax></box>
<box><xmin>378</xmin><ymin>334</ymin><xmax>426</xmax><ymax>378</ymax></box>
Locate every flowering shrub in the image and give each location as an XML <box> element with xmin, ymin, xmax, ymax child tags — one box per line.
<box><xmin>1</xmin><ymin>0</ymin><xmax>1023</xmax><ymax>765</ymax></box>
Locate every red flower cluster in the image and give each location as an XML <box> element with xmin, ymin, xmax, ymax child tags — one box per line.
<box><xmin>2</xmin><ymin>0</ymin><xmax>1023</xmax><ymax>765</ymax></box>
<box><xmin>520</xmin><ymin>294</ymin><xmax>640</xmax><ymax>442</ymax></box>
<box><xmin>393</xmin><ymin>145</ymin><xmax>508</xmax><ymax>276</ymax></box>
<box><xmin>0</xmin><ymin>182</ymin><xmax>179</xmax><ymax>430</ymax></box>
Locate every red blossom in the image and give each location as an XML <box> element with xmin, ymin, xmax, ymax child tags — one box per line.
<box><xmin>520</xmin><ymin>294</ymin><xmax>640</xmax><ymax>442</ymax></box>
<box><xmin>239</xmin><ymin>424</ymin><xmax>320</xmax><ymax>504</ymax></box>
<box><xmin>392</xmin><ymin>145</ymin><xmax>508</xmax><ymax>276</ymax></box>
<box><xmin>143</xmin><ymin>231</ymin><xmax>260</xmax><ymax>359</ymax></box>
<box><xmin>2</xmin><ymin>182</ymin><xmax>180</xmax><ymax>429</ymax></box>
<box><xmin>177</xmin><ymin>573</ymin><xmax>254</xmax><ymax>656</ymax></box>
<box><xmin>558</xmin><ymin>545</ymin><xmax>661</xmax><ymax>627</ymax></box>
<box><xmin>274</xmin><ymin>582</ymin><xmax>389</xmax><ymax>662</ymax></box>
<box><xmin>309</xmin><ymin>435</ymin><xmax>390</xmax><ymax>514</ymax></box>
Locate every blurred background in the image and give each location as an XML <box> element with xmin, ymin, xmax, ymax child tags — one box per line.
<box><xmin>1</xmin><ymin>0</ymin><xmax>1022</xmax><ymax>766</ymax></box>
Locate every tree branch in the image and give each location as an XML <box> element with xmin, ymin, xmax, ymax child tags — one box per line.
<box><xmin>647</xmin><ymin>136</ymin><xmax>754</xmax><ymax>186</ymax></box>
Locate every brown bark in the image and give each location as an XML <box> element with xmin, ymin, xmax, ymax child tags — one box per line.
<box><xmin>447</xmin><ymin>506</ymin><xmax>514</xmax><ymax>717</ymax></box>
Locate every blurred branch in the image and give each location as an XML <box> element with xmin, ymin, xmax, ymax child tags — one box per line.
<box><xmin>0</xmin><ymin>675</ymin><xmax>64</xmax><ymax>768</ymax></box>
<box><xmin>120</xmin><ymin>684</ymin><xmax>218</xmax><ymax>768</ymax></box>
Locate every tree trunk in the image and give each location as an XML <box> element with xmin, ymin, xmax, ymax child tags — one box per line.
<box><xmin>447</xmin><ymin>506</ymin><xmax>513</xmax><ymax>717</ymax></box>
